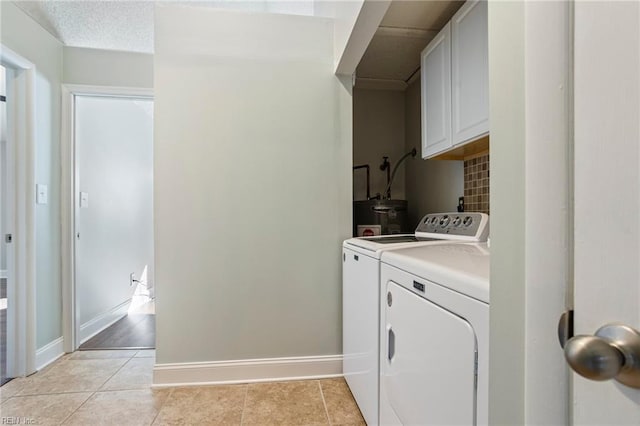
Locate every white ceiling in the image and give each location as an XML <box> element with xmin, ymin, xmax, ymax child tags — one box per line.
<box><xmin>15</xmin><ymin>1</ymin><xmax>156</xmax><ymax>53</ymax></box>
<box><xmin>356</xmin><ymin>0</ymin><xmax>464</xmax><ymax>87</ymax></box>
<box><xmin>13</xmin><ymin>0</ymin><xmax>315</xmax><ymax>54</ymax></box>
<box><xmin>15</xmin><ymin>0</ymin><xmax>464</xmax><ymax>84</ymax></box>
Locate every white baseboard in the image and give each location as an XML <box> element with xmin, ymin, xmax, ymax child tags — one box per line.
<box><xmin>36</xmin><ymin>337</ymin><xmax>65</xmax><ymax>370</ymax></box>
<box><xmin>153</xmin><ymin>354</ymin><xmax>343</xmax><ymax>387</ymax></box>
<box><xmin>79</xmin><ymin>299</ymin><xmax>130</xmax><ymax>343</ymax></box>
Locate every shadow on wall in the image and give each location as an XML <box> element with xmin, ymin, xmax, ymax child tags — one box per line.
<box><xmin>404</xmin><ymin>79</ymin><xmax>464</xmax><ymax>228</ymax></box>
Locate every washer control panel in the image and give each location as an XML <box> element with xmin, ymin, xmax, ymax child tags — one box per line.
<box><xmin>415</xmin><ymin>212</ymin><xmax>489</xmax><ymax>241</ymax></box>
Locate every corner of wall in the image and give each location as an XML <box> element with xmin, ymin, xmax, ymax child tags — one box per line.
<box><xmin>487</xmin><ymin>1</ymin><xmax>526</xmax><ymax>424</ymax></box>
<box><xmin>2</xmin><ymin>0</ymin><xmax>65</xmax><ymax>349</ymax></box>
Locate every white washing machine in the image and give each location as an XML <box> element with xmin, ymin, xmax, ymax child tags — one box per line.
<box><xmin>379</xmin><ymin>242</ymin><xmax>490</xmax><ymax>425</ymax></box>
<box><xmin>342</xmin><ymin>213</ymin><xmax>489</xmax><ymax>425</ymax></box>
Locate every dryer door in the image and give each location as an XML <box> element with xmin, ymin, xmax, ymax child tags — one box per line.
<box><xmin>383</xmin><ymin>281</ymin><xmax>478</xmax><ymax>425</ymax></box>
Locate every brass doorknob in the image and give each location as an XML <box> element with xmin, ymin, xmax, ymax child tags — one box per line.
<box><xmin>563</xmin><ymin>324</ymin><xmax>640</xmax><ymax>389</ymax></box>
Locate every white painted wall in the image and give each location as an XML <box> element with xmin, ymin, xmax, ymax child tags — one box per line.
<box><xmin>353</xmin><ymin>88</ymin><xmax>406</xmax><ymax>200</ymax></box>
<box><xmin>488</xmin><ymin>1</ymin><xmax>570</xmax><ymax>424</ymax></box>
<box><xmin>75</xmin><ymin>96</ymin><xmax>154</xmax><ymax>327</ymax></box>
<box><xmin>404</xmin><ymin>79</ymin><xmax>463</xmax><ymax>227</ymax></box>
<box><xmin>63</xmin><ymin>47</ymin><xmax>153</xmax><ymax>88</ymax></box>
<box><xmin>0</xmin><ymin>2</ymin><xmax>63</xmax><ymax>349</ymax></box>
<box><xmin>154</xmin><ymin>5</ymin><xmax>351</xmax><ymax>364</ymax></box>
<box><xmin>199</xmin><ymin>0</ymin><xmax>314</xmax><ymax>16</ymax></box>
<box><xmin>0</xmin><ymin>66</ymin><xmax>6</xmax><ymax>272</ymax></box>
<box><xmin>314</xmin><ymin>0</ymin><xmax>364</xmax><ymax>71</ymax></box>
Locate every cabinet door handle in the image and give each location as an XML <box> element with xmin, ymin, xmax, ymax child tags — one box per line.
<box><xmin>388</xmin><ymin>327</ymin><xmax>395</xmax><ymax>361</ymax></box>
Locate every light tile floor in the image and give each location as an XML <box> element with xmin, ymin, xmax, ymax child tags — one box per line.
<box><xmin>0</xmin><ymin>350</ymin><xmax>365</xmax><ymax>425</ymax></box>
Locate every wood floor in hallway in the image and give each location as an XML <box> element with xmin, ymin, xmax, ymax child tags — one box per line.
<box><xmin>79</xmin><ymin>314</ymin><xmax>155</xmax><ymax>350</ymax></box>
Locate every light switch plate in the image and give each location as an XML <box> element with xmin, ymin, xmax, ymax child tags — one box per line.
<box><xmin>36</xmin><ymin>184</ymin><xmax>48</xmax><ymax>205</ymax></box>
<box><xmin>80</xmin><ymin>192</ymin><xmax>89</xmax><ymax>208</ymax></box>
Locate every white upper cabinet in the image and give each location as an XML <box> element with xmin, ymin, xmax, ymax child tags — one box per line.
<box><xmin>451</xmin><ymin>0</ymin><xmax>488</xmax><ymax>145</ymax></box>
<box><xmin>421</xmin><ymin>23</ymin><xmax>452</xmax><ymax>159</ymax></box>
<box><xmin>421</xmin><ymin>0</ymin><xmax>489</xmax><ymax>159</ymax></box>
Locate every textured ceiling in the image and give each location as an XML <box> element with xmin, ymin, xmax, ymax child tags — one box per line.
<box><xmin>13</xmin><ymin>1</ymin><xmax>315</xmax><ymax>54</ymax></box>
<box><xmin>15</xmin><ymin>0</ymin><xmax>465</xmax><ymax>83</ymax></box>
<box><xmin>15</xmin><ymin>1</ymin><xmax>155</xmax><ymax>53</ymax></box>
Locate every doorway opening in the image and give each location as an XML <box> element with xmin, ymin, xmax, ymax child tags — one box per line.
<box><xmin>0</xmin><ymin>46</ymin><xmax>38</xmax><ymax>384</ymax></box>
<box><xmin>62</xmin><ymin>87</ymin><xmax>154</xmax><ymax>352</ymax></box>
<box><xmin>0</xmin><ymin>65</ymin><xmax>8</xmax><ymax>385</ymax></box>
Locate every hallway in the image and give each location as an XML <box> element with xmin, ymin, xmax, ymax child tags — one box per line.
<box><xmin>80</xmin><ymin>299</ymin><xmax>156</xmax><ymax>350</ymax></box>
<box><xmin>0</xmin><ymin>350</ymin><xmax>364</xmax><ymax>425</ymax></box>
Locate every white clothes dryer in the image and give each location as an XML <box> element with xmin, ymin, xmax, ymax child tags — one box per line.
<box><xmin>342</xmin><ymin>213</ymin><xmax>489</xmax><ymax>425</ymax></box>
<box><xmin>379</xmin><ymin>243</ymin><xmax>490</xmax><ymax>425</ymax></box>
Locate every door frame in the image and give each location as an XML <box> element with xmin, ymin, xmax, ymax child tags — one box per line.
<box><xmin>487</xmin><ymin>1</ymin><xmax>572</xmax><ymax>424</ymax></box>
<box><xmin>61</xmin><ymin>84</ymin><xmax>154</xmax><ymax>352</ymax></box>
<box><xmin>0</xmin><ymin>45</ymin><xmax>37</xmax><ymax>377</ymax></box>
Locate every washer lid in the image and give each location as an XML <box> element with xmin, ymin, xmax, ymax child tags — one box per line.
<box><xmin>381</xmin><ymin>243</ymin><xmax>490</xmax><ymax>303</ymax></box>
<box><xmin>343</xmin><ymin>234</ymin><xmax>447</xmax><ymax>257</ymax></box>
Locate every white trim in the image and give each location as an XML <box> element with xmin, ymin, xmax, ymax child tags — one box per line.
<box><xmin>63</xmin><ymin>84</ymin><xmax>153</xmax><ymax>99</ymax></box>
<box><xmin>78</xmin><ymin>299</ymin><xmax>130</xmax><ymax>344</ymax></box>
<box><xmin>488</xmin><ymin>2</ymin><xmax>571</xmax><ymax>423</ymax></box>
<box><xmin>35</xmin><ymin>337</ymin><xmax>65</xmax><ymax>371</ymax></box>
<box><xmin>61</xmin><ymin>84</ymin><xmax>153</xmax><ymax>352</ymax></box>
<box><xmin>0</xmin><ymin>269</ymin><xmax>7</xmax><ymax>279</ymax></box>
<box><xmin>152</xmin><ymin>355</ymin><xmax>343</xmax><ymax>387</ymax></box>
<box><xmin>60</xmin><ymin>84</ymin><xmax>75</xmax><ymax>353</ymax></box>
<box><xmin>1</xmin><ymin>44</ymin><xmax>37</xmax><ymax>377</ymax></box>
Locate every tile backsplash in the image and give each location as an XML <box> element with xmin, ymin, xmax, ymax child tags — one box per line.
<box><xmin>464</xmin><ymin>153</ymin><xmax>489</xmax><ymax>214</ymax></box>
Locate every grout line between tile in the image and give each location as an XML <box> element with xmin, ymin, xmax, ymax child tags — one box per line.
<box><xmin>96</xmin><ymin>354</ymin><xmax>135</xmax><ymax>392</ymax></box>
<box><xmin>58</xmin><ymin>390</ymin><xmax>95</xmax><ymax>425</ymax></box>
<box><xmin>13</xmin><ymin>389</ymin><xmax>103</xmax><ymax>397</ymax></box>
<box><xmin>149</xmin><ymin>386</ymin><xmax>174</xmax><ymax>426</ymax></box>
<box><xmin>59</xmin><ymin>351</ymin><xmax>139</xmax><ymax>424</ymax></box>
<box><xmin>318</xmin><ymin>380</ymin><xmax>332</xmax><ymax>426</ymax></box>
<box><xmin>239</xmin><ymin>383</ymin><xmax>250</xmax><ymax>426</ymax></box>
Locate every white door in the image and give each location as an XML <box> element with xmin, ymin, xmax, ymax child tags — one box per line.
<box><xmin>0</xmin><ymin>65</ymin><xmax>11</xmax><ymax>383</ymax></box>
<box><xmin>571</xmin><ymin>1</ymin><xmax>640</xmax><ymax>423</ymax></box>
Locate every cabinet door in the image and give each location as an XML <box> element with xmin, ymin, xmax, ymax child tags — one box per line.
<box><xmin>451</xmin><ymin>0</ymin><xmax>489</xmax><ymax>145</ymax></box>
<box><xmin>421</xmin><ymin>23</ymin><xmax>452</xmax><ymax>159</ymax></box>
